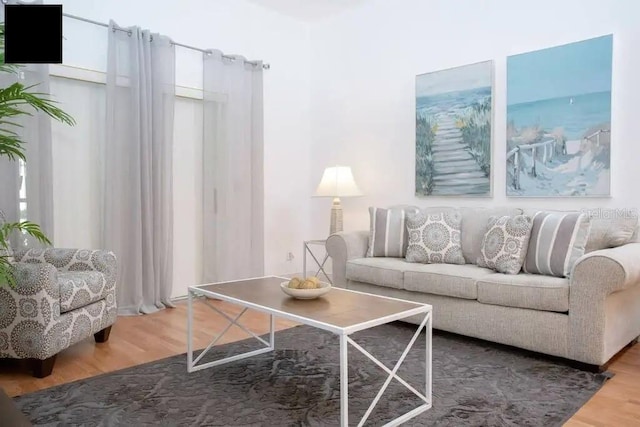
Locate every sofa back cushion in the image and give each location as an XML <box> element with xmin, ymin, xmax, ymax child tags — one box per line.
<box><xmin>522</xmin><ymin>207</ymin><xmax>638</xmax><ymax>253</ymax></box>
<box><xmin>582</xmin><ymin>208</ymin><xmax>638</xmax><ymax>253</ymax></box>
<box><xmin>366</xmin><ymin>206</ymin><xmax>418</xmax><ymax>257</ymax></box>
<box><xmin>523</xmin><ymin>211</ymin><xmax>591</xmax><ymax>277</ymax></box>
<box><xmin>460</xmin><ymin>207</ymin><xmax>523</xmax><ymax>264</ymax></box>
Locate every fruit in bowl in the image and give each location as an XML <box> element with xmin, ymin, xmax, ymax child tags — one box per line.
<box><xmin>288</xmin><ymin>276</ymin><xmax>320</xmax><ymax>289</ymax></box>
<box><xmin>281</xmin><ymin>276</ymin><xmax>331</xmax><ymax>299</ymax></box>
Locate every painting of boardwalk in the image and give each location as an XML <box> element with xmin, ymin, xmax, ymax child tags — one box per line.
<box><xmin>415</xmin><ymin>61</ymin><xmax>493</xmax><ymax>196</ymax></box>
<box><xmin>507</xmin><ymin>35</ymin><xmax>613</xmax><ymax>197</ymax></box>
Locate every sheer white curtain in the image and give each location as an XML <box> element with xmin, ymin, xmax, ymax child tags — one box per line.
<box><xmin>0</xmin><ymin>67</ymin><xmax>54</xmax><ymax>249</ymax></box>
<box><xmin>202</xmin><ymin>51</ymin><xmax>264</xmax><ymax>282</ymax></box>
<box><xmin>104</xmin><ymin>21</ymin><xmax>175</xmax><ymax>314</ymax></box>
<box><xmin>0</xmin><ymin>0</ymin><xmax>54</xmax><ymax>247</ymax></box>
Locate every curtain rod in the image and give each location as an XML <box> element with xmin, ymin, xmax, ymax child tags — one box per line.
<box><xmin>63</xmin><ymin>12</ymin><xmax>271</xmax><ymax>70</ymax></box>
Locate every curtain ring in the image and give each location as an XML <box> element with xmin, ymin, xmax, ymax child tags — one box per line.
<box><xmin>127</xmin><ymin>30</ymin><xmax>132</xmax><ymax>37</ymax></box>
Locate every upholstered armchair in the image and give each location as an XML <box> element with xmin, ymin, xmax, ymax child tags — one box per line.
<box><xmin>0</xmin><ymin>248</ymin><xmax>117</xmax><ymax>377</ymax></box>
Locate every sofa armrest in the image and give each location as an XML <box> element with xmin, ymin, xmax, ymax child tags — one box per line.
<box><xmin>14</xmin><ymin>248</ymin><xmax>117</xmax><ymax>291</ymax></box>
<box><xmin>1</xmin><ymin>262</ymin><xmax>60</xmax><ymax>359</ymax></box>
<box><xmin>568</xmin><ymin>243</ymin><xmax>640</xmax><ymax>364</ymax></box>
<box><xmin>571</xmin><ymin>243</ymin><xmax>640</xmax><ymax>297</ymax></box>
<box><xmin>326</xmin><ymin>231</ymin><xmax>369</xmax><ymax>287</ymax></box>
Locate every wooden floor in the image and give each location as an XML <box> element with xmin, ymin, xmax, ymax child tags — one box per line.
<box><xmin>0</xmin><ymin>300</ymin><xmax>639</xmax><ymax>426</ymax></box>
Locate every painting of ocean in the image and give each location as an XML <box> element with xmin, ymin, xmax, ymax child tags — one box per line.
<box><xmin>416</xmin><ymin>61</ymin><xmax>493</xmax><ymax>196</ymax></box>
<box><xmin>506</xmin><ymin>35</ymin><xmax>613</xmax><ymax>197</ymax></box>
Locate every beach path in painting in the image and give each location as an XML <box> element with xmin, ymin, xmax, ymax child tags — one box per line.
<box><xmin>431</xmin><ymin>115</ymin><xmax>490</xmax><ymax>195</ymax></box>
<box><xmin>506</xmin><ymin>34</ymin><xmax>612</xmax><ymax>197</ymax></box>
<box><xmin>415</xmin><ymin>60</ymin><xmax>493</xmax><ymax>197</ymax></box>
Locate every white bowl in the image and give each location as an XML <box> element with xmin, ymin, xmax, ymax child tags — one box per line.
<box><xmin>280</xmin><ymin>281</ymin><xmax>332</xmax><ymax>299</ymax></box>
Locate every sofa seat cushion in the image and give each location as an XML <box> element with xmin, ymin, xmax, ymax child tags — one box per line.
<box><xmin>476</xmin><ymin>273</ymin><xmax>569</xmax><ymax>313</ymax></box>
<box><xmin>346</xmin><ymin>257</ymin><xmax>406</xmax><ymax>289</ymax></box>
<box><xmin>58</xmin><ymin>271</ymin><xmax>108</xmax><ymax>313</ymax></box>
<box><xmin>404</xmin><ymin>263</ymin><xmax>494</xmax><ymax>299</ymax></box>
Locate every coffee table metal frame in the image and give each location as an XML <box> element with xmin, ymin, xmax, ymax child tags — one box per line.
<box><xmin>187</xmin><ymin>276</ymin><xmax>432</xmax><ymax>427</ymax></box>
<box><xmin>303</xmin><ymin>239</ymin><xmax>333</xmax><ymax>284</ymax></box>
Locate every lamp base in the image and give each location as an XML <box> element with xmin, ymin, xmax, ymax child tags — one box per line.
<box><xmin>330</xmin><ymin>197</ymin><xmax>343</xmax><ymax>236</ymax></box>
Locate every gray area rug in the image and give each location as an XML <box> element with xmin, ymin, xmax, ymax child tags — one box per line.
<box><xmin>15</xmin><ymin>322</ymin><xmax>608</xmax><ymax>426</ymax></box>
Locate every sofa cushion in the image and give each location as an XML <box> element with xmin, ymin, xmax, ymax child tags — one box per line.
<box><xmin>367</xmin><ymin>206</ymin><xmax>418</xmax><ymax>258</ymax></box>
<box><xmin>477</xmin><ymin>215</ymin><xmax>533</xmax><ymax>274</ymax></box>
<box><xmin>58</xmin><ymin>271</ymin><xmax>108</xmax><ymax>313</ymax></box>
<box><xmin>460</xmin><ymin>207</ymin><xmax>523</xmax><ymax>264</ymax></box>
<box><xmin>521</xmin><ymin>208</ymin><xmax>637</xmax><ymax>254</ymax></box>
<box><xmin>405</xmin><ymin>210</ymin><xmax>465</xmax><ymax>265</ymax></box>
<box><xmin>346</xmin><ymin>257</ymin><xmax>405</xmax><ymax>289</ymax></box>
<box><xmin>477</xmin><ymin>273</ymin><xmax>569</xmax><ymax>312</ymax></box>
<box><xmin>583</xmin><ymin>208</ymin><xmax>638</xmax><ymax>253</ymax></box>
<box><xmin>404</xmin><ymin>263</ymin><xmax>494</xmax><ymax>299</ymax></box>
<box><xmin>523</xmin><ymin>211</ymin><xmax>591</xmax><ymax>277</ymax></box>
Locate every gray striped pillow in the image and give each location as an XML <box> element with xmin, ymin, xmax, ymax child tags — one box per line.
<box><xmin>523</xmin><ymin>212</ymin><xmax>591</xmax><ymax>277</ymax></box>
<box><xmin>367</xmin><ymin>207</ymin><xmax>417</xmax><ymax>257</ymax></box>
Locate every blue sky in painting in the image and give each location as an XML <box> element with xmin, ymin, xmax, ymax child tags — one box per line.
<box><xmin>507</xmin><ymin>35</ymin><xmax>612</xmax><ymax>106</ymax></box>
<box><xmin>416</xmin><ymin>61</ymin><xmax>492</xmax><ymax>97</ymax></box>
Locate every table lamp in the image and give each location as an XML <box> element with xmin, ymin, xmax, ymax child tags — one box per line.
<box><xmin>314</xmin><ymin>166</ymin><xmax>363</xmax><ymax>236</ymax></box>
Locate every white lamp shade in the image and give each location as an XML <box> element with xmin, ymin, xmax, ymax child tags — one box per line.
<box><xmin>314</xmin><ymin>166</ymin><xmax>363</xmax><ymax>198</ymax></box>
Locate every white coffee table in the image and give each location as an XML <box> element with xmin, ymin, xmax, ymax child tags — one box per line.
<box><xmin>187</xmin><ymin>276</ymin><xmax>432</xmax><ymax>426</ymax></box>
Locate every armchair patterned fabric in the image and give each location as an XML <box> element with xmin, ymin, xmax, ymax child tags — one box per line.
<box><xmin>0</xmin><ymin>248</ymin><xmax>117</xmax><ymax>376</ymax></box>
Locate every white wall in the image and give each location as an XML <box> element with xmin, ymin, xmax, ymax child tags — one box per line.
<box><xmin>308</xmin><ymin>0</ymin><xmax>640</xmax><ymax>237</ymax></box>
<box><xmin>43</xmin><ymin>0</ymin><xmax>312</xmax><ymax>297</ymax></box>
<box><xmin>41</xmin><ymin>0</ymin><xmax>640</xmax><ymax>296</ymax></box>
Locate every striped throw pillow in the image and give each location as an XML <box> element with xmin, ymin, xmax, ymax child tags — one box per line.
<box><xmin>523</xmin><ymin>212</ymin><xmax>591</xmax><ymax>277</ymax></box>
<box><xmin>367</xmin><ymin>207</ymin><xmax>418</xmax><ymax>257</ymax></box>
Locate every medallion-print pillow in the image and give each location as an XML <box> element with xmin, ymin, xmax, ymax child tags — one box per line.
<box><xmin>477</xmin><ymin>215</ymin><xmax>533</xmax><ymax>275</ymax></box>
<box><xmin>405</xmin><ymin>210</ymin><xmax>465</xmax><ymax>265</ymax></box>
<box><xmin>523</xmin><ymin>211</ymin><xmax>591</xmax><ymax>278</ymax></box>
<box><xmin>367</xmin><ymin>206</ymin><xmax>419</xmax><ymax>258</ymax></box>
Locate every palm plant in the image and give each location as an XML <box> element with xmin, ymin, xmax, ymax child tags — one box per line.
<box><xmin>0</xmin><ymin>23</ymin><xmax>75</xmax><ymax>286</ymax></box>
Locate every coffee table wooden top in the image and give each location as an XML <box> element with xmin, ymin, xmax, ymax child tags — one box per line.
<box><xmin>190</xmin><ymin>276</ymin><xmax>430</xmax><ymax>335</ymax></box>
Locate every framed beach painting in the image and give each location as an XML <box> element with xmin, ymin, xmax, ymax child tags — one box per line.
<box><xmin>506</xmin><ymin>34</ymin><xmax>613</xmax><ymax>197</ymax></box>
<box><xmin>415</xmin><ymin>61</ymin><xmax>493</xmax><ymax>197</ymax></box>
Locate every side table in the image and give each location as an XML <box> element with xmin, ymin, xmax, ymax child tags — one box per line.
<box><xmin>303</xmin><ymin>239</ymin><xmax>332</xmax><ymax>284</ymax></box>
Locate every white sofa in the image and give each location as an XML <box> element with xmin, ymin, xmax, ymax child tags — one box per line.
<box><xmin>326</xmin><ymin>206</ymin><xmax>640</xmax><ymax>368</ymax></box>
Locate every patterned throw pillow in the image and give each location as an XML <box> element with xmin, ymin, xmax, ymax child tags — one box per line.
<box><xmin>367</xmin><ymin>207</ymin><xmax>418</xmax><ymax>257</ymax></box>
<box><xmin>405</xmin><ymin>210</ymin><xmax>465</xmax><ymax>265</ymax></box>
<box><xmin>523</xmin><ymin>212</ymin><xmax>591</xmax><ymax>278</ymax></box>
<box><xmin>477</xmin><ymin>215</ymin><xmax>533</xmax><ymax>274</ymax></box>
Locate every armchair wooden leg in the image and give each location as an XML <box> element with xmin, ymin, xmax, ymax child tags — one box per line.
<box><xmin>32</xmin><ymin>355</ymin><xmax>57</xmax><ymax>378</ymax></box>
<box><xmin>94</xmin><ymin>325</ymin><xmax>112</xmax><ymax>343</ymax></box>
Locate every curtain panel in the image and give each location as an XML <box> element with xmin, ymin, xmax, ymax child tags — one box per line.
<box><xmin>104</xmin><ymin>21</ymin><xmax>176</xmax><ymax>314</ymax></box>
<box><xmin>202</xmin><ymin>51</ymin><xmax>264</xmax><ymax>282</ymax></box>
<box><xmin>0</xmin><ymin>0</ymin><xmax>54</xmax><ymax>248</ymax></box>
